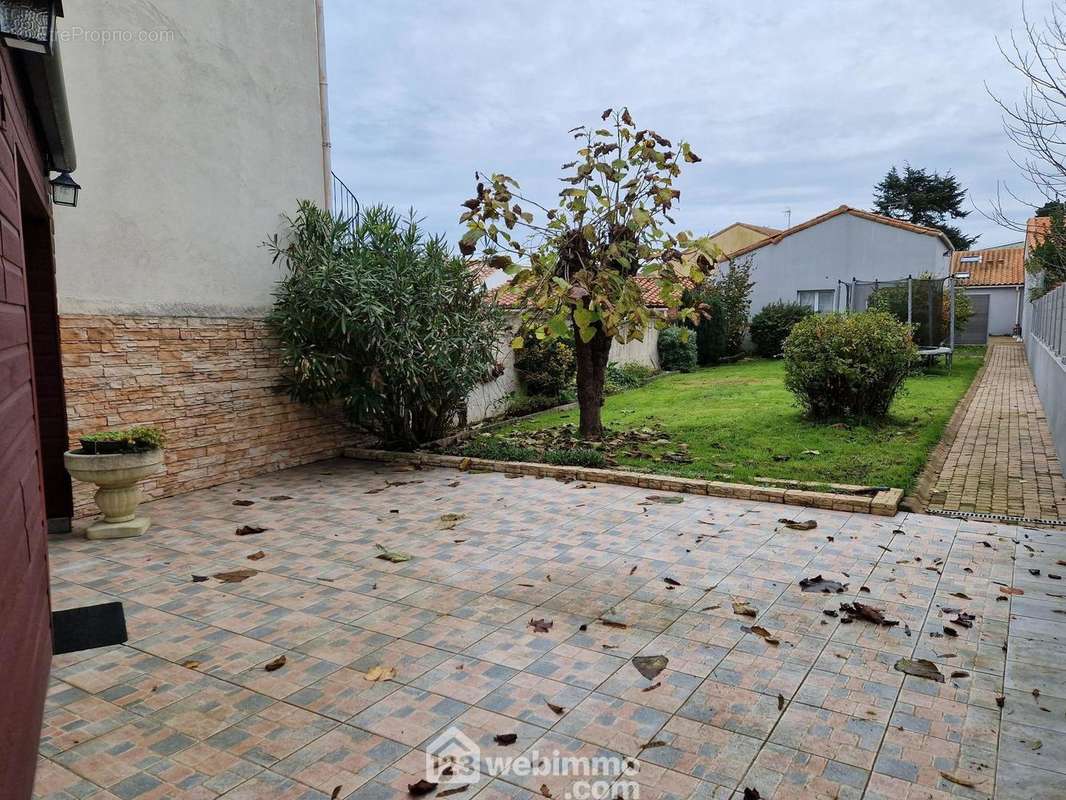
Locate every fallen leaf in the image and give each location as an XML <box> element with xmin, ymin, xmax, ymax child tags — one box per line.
<box><xmin>778</xmin><ymin>518</ymin><xmax>817</xmax><ymax>531</ymax></box>
<box><xmin>642</xmin><ymin>740</ymin><xmax>667</xmax><ymax>749</ymax></box>
<box><xmin>732</xmin><ymin>601</ymin><xmax>758</xmax><ymax>618</ymax></box>
<box><xmin>247</xmin><ymin>551</ymin><xmax>267</xmax><ymax>561</ymax></box>
<box><xmin>528</xmin><ymin>618</ymin><xmax>554</xmax><ymax>634</ymax></box>
<box><xmin>546</xmin><ymin>701</ymin><xmax>566</xmax><ymax>715</ymax></box>
<box><xmin>778</xmin><ymin>694</ymin><xmax>786</xmax><ymax>710</ymax></box>
<box><xmin>950</xmin><ymin>592</ymin><xmax>972</xmax><ymax>599</ymax></box>
<box><xmin>181</xmin><ymin>660</ymin><xmax>201</xmax><ymax>669</ymax></box>
<box><xmin>213</xmin><ymin>568</ymin><xmax>258</xmax><ymax>583</ymax></box>
<box><xmin>437</xmin><ymin>513</ymin><xmax>467</xmax><ymax>530</ymax></box>
<box><xmin>375</xmin><ymin>544</ymin><xmax>412</xmax><ymax>563</ymax></box>
<box><xmin>494</xmin><ymin>733</ymin><xmax>518</xmax><ymax>745</ymax></box>
<box><xmin>408</xmin><ymin>779</ymin><xmax>438</xmax><ymax>796</ymax></box>
<box><xmin>996</xmin><ymin>695</ymin><xmax>1005</xmax><ymax>708</ymax></box>
<box><xmin>365</xmin><ymin>665</ymin><xmax>397</xmax><ymax>682</ymax></box>
<box><xmin>894</xmin><ymin>658</ymin><xmax>944</xmax><ymax>683</ymax></box>
<box><xmin>743</xmin><ymin>625</ymin><xmax>780</xmax><ymax>645</ymax></box>
<box><xmin>940</xmin><ymin>772</ymin><xmax>982</xmax><ymax>789</ymax></box>
<box><xmin>1000</xmin><ymin>586</ymin><xmax>1025</xmax><ymax>596</ymax></box>
<box><xmin>799</xmin><ymin>575</ymin><xmax>847</xmax><ymax>593</ymax></box>
<box><xmin>643</xmin><ymin>495</ymin><xmax>684</xmax><ymax>504</ymax></box>
<box><xmin>269</xmin><ymin>495</ymin><xmax>292</xmax><ymax>501</ymax></box>
<box><xmin>438</xmin><ymin>787</ymin><xmax>469</xmax><ymax>798</ymax></box>
<box><xmin>663</xmin><ymin>577</ymin><xmax>681</xmax><ymax>587</ymax></box>
<box><xmin>232</xmin><ymin>499</ymin><xmax>255</xmax><ymax>507</ymax></box>
<box><xmin>191</xmin><ymin>575</ymin><xmax>208</xmax><ymax>583</ymax></box>
<box><xmin>331</xmin><ymin>787</ymin><xmax>343</xmax><ymax>800</ymax></box>
<box><xmin>839</xmin><ymin>602</ymin><xmax>898</xmax><ymax>627</ymax></box>
<box><xmin>950</xmin><ymin>670</ymin><xmax>970</xmax><ymax>679</ymax></box>
<box><xmin>539</xmin><ymin>784</ymin><xmax>552</xmax><ymax>798</ymax></box>
<box><xmin>235</xmin><ymin>525</ymin><xmax>267</xmax><ymax>536</ymax></box>
<box><xmin>632</xmin><ymin>655</ymin><xmax>669</xmax><ymax>680</ymax></box>
<box><xmin>743</xmin><ymin>789</ymin><xmax>762</xmax><ymax>800</ymax></box>
<box><xmin>264</xmin><ymin>655</ymin><xmax>287</xmax><ymax>672</ymax></box>
<box><xmin>1031</xmin><ymin>739</ymin><xmax>1044</xmax><ymax>750</ymax></box>
<box><xmin>642</xmin><ymin>681</ymin><xmax>662</xmax><ymax>692</ymax></box>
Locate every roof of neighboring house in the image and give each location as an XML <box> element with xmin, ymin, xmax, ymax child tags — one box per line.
<box><xmin>708</xmin><ymin>221</ymin><xmax>782</xmax><ymax>239</ymax></box>
<box><xmin>719</xmin><ymin>205</ymin><xmax>955</xmax><ymax>260</ymax></box>
<box><xmin>950</xmin><ymin>247</ymin><xmax>1024</xmax><ymax>287</ymax></box>
<box><xmin>489</xmin><ymin>274</ymin><xmax>674</xmax><ymax>309</ymax></box>
<box><xmin>1027</xmin><ymin>216</ymin><xmax>1051</xmax><ymax>254</ymax></box>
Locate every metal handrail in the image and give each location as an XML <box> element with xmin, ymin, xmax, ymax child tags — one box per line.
<box><xmin>331</xmin><ymin>171</ymin><xmax>360</xmax><ymax>226</ymax></box>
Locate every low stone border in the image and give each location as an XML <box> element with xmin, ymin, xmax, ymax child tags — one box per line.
<box><xmin>344</xmin><ymin>447</ymin><xmax>903</xmax><ymax>516</ymax></box>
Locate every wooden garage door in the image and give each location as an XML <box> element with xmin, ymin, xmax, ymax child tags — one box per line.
<box><xmin>958</xmin><ymin>294</ymin><xmax>990</xmax><ymax>345</ymax></box>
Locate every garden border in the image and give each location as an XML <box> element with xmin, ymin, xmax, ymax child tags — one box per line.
<box><xmin>343</xmin><ymin>447</ymin><xmax>903</xmax><ymax>516</ymax></box>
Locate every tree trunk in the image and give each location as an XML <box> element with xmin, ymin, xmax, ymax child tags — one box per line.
<box><xmin>573</xmin><ymin>324</ymin><xmax>613</xmax><ymax>440</ymax></box>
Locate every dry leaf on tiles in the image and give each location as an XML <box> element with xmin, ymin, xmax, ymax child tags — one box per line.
<box><xmin>247</xmin><ymin>551</ymin><xmax>267</xmax><ymax>561</ymax></box>
<box><xmin>235</xmin><ymin>525</ymin><xmax>267</xmax><ymax>536</ymax></box>
<box><xmin>365</xmin><ymin>665</ymin><xmax>397</xmax><ymax>682</ymax></box>
<box><xmin>545</xmin><ymin>700</ymin><xmax>566</xmax><ymax>715</ymax></box>
<box><xmin>778</xmin><ymin>518</ymin><xmax>817</xmax><ymax>531</ymax></box>
<box><xmin>631</xmin><ymin>655</ymin><xmax>669</xmax><ymax>680</ymax></box>
<box><xmin>374</xmin><ymin>544</ymin><xmax>412</xmax><ymax>563</ymax></box>
<box><xmin>437</xmin><ymin>513</ymin><xmax>467</xmax><ymax>530</ymax></box>
<box><xmin>528</xmin><ymin>618</ymin><xmax>554</xmax><ymax>633</ymax></box>
<box><xmin>732</xmin><ymin>601</ymin><xmax>758</xmax><ymax>618</ymax></box>
<box><xmin>408</xmin><ymin>780</ymin><xmax>438</xmax><ymax>796</ymax></box>
<box><xmin>894</xmin><ymin>658</ymin><xmax>944</xmax><ymax>683</ymax></box>
<box><xmin>213</xmin><ymin>569</ymin><xmax>258</xmax><ymax>583</ymax></box>
<box><xmin>264</xmin><ymin>655</ymin><xmax>287</xmax><ymax>672</ymax></box>
<box><xmin>232</xmin><ymin>499</ymin><xmax>255</xmax><ymax>507</ymax></box>
<box><xmin>493</xmin><ymin>733</ymin><xmax>518</xmax><ymax>745</ymax></box>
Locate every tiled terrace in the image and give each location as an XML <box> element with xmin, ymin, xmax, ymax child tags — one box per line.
<box><xmin>35</xmin><ymin>459</ymin><xmax>1066</xmax><ymax>800</ymax></box>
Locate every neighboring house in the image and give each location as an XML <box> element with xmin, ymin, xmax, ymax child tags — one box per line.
<box><xmin>49</xmin><ymin>1</ymin><xmax>346</xmax><ymax>520</ymax></box>
<box><xmin>708</xmin><ymin>221</ymin><xmax>780</xmax><ymax>256</ymax></box>
<box><xmin>950</xmin><ymin>245</ymin><xmax>1025</xmax><ymax>343</ymax></box>
<box><xmin>720</xmin><ymin>206</ymin><xmax>954</xmax><ymax>317</ymax></box>
<box><xmin>0</xmin><ymin>5</ymin><xmax>79</xmax><ymax>794</ymax></box>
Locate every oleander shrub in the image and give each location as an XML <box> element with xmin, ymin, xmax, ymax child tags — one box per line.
<box><xmin>657</xmin><ymin>326</ymin><xmax>697</xmax><ymax>372</ymax></box>
<box><xmin>783</xmin><ymin>311</ymin><xmax>918</xmax><ymax>420</ymax></box>
<box><xmin>750</xmin><ymin>301</ymin><xmax>815</xmax><ymax>358</ymax></box>
<box><xmin>266</xmin><ymin>202</ymin><xmax>504</xmax><ymax>449</ymax></box>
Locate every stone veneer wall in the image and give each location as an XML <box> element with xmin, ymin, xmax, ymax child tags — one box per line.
<box><xmin>60</xmin><ymin>314</ymin><xmax>349</xmax><ymax>517</ymax></box>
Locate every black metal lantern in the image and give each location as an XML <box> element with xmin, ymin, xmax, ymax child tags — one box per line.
<box><xmin>50</xmin><ymin>170</ymin><xmax>78</xmax><ymax>207</ymax></box>
<box><xmin>0</xmin><ymin>0</ymin><xmax>62</xmax><ymax>54</ymax></box>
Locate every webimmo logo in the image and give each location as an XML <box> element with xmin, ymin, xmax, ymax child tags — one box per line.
<box><xmin>424</xmin><ymin>725</ymin><xmax>641</xmax><ymax>800</ymax></box>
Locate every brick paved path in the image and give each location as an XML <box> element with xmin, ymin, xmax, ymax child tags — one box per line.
<box><xmin>928</xmin><ymin>339</ymin><xmax>1066</xmax><ymax>520</ymax></box>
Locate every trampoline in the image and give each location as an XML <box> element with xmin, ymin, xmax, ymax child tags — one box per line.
<box><xmin>840</xmin><ymin>275</ymin><xmax>961</xmax><ymax>369</ymax></box>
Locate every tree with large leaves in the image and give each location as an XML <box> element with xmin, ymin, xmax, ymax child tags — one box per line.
<box><xmin>459</xmin><ymin>108</ymin><xmax>718</xmax><ymax>439</ymax></box>
<box><xmin>873</xmin><ymin>164</ymin><xmax>978</xmax><ymax>250</ymax></box>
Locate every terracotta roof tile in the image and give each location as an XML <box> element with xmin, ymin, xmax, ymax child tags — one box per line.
<box><xmin>950</xmin><ymin>246</ymin><xmax>1024</xmax><ymax>286</ymax></box>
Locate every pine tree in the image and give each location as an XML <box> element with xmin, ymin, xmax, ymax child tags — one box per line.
<box><xmin>873</xmin><ymin>165</ymin><xmax>978</xmax><ymax>250</ymax></box>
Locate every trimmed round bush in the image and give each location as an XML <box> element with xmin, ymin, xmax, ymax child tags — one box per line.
<box><xmin>750</xmin><ymin>301</ymin><xmax>814</xmax><ymax>358</ymax></box>
<box><xmin>514</xmin><ymin>336</ymin><xmax>576</xmax><ymax>397</ymax></box>
<box><xmin>783</xmin><ymin>311</ymin><xmax>917</xmax><ymax>420</ymax></box>
<box><xmin>657</xmin><ymin>325</ymin><xmax>697</xmax><ymax>372</ymax></box>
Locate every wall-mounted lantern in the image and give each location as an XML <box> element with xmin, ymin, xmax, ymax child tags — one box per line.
<box><xmin>0</xmin><ymin>0</ymin><xmax>63</xmax><ymax>54</ymax></box>
<box><xmin>50</xmin><ymin>170</ymin><xmax>78</xmax><ymax>207</ymax></box>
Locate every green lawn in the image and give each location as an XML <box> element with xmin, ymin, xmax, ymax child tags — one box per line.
<box><xmin>500</xmin><ymin>348</ymin><xmax>984</xmax><ymax>492</ymax></box>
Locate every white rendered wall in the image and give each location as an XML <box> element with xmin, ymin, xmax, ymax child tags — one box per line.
<box><xmin>53</xmin><ymin>0</ymin><xmax>327</xmax><ymax>317</ymax></box>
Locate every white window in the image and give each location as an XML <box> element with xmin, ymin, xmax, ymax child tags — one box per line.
<box><xmin>797</xmin><ymin>289</ymin><xmax>836</xmax><ymax>313</ymax></box>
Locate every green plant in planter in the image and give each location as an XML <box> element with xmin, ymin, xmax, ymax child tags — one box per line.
<box><xmin>79</xmin><ymin>426</ymin><xmax>166</xmax><ymax>455</ymax></box>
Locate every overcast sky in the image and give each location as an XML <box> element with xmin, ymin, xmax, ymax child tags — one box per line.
<box><xmin>325</xmin><ymin>1</ymin><xmax>1052</xmax><ymax>250</ymax></box>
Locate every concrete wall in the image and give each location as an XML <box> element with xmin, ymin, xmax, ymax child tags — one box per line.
<box><xmin>466</xmin><ymin>313</ymin><xmax>661</xmax><ymax>423</ymax></box>
<box><xmin>962</xmin><ymin>286</ymin><xmax>1024</xmax><ymax>338</ymax></box>
<box><xmin>1026</xmin><ymin>333</ymin><xmax>1066</xmax><ymax>480</ymax></box>
<box><xmin>744</xmin><ymin>213</ymin><xmax>951</xmax><ymax>316</ymax></box>
<box><xmin>53</xmin><ymin>0</ymin><xmax>327</xmax><ymax>316</ymax></box>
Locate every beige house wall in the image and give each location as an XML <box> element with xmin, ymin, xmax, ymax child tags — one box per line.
<box><xmin>52</xmin><ymin>1</ymin><xmax>343</xmax><ymax>511</ymax></box>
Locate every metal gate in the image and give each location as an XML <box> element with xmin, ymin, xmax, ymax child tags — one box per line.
<box><xmin>958</xmin><ymin>294</ymin><xmax>990</xmax><ymax>345</ymax></box>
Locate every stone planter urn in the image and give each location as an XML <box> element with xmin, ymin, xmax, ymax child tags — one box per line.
<box><xmin>63</xmin><ymin>449</ymin><xmax>165</xmax><ymax>539</ymax></box>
